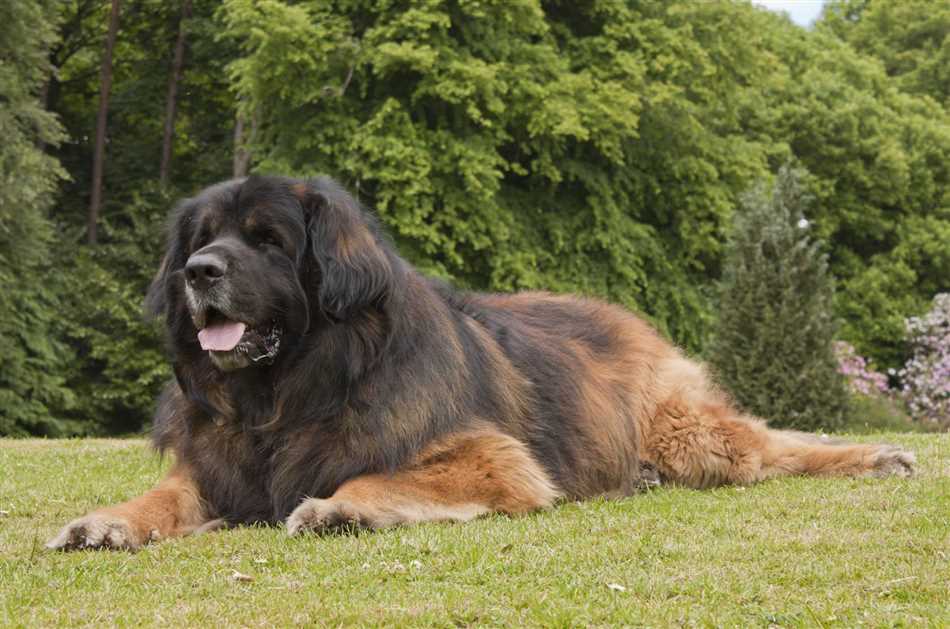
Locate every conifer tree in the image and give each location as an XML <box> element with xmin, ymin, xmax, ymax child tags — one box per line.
<box><xmin>709</xmin><ymin>167</ymin><xmax>848</xmax><ymax>431</ymax></box>
<box><xmin>0</xmin><ymin>0</ymin><xmax>75</xmax><ymax>435</ymax></box>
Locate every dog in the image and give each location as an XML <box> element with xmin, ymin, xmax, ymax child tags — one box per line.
<box><xmin>48</xmin><ymin>175</ymin><xmax>915</xmax><ymax>550</ymax></box>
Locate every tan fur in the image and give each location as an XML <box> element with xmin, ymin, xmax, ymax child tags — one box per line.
<box><xmin>106</xmin><ymin>465</ymin><xmax>207</xmax><ymax>536</ymax></box>
<box><xmin>466</xmin><ymin>293</ymin><xmax>672</xmax><ymax>496</ymax></box>
<box><xmin>640</xmin><ymin>353</ymin><xmax>915</xmax><ymax>487</ymax></box>
<box><xmin>290</xmin><ymin>182</ymin><xmax>308</xmax><ymax>199</ymax></box>
<box><xmin>335</xmin><ymin>222</ymin><xmax>378</xmax><ymax>262</ymax></box>
<box><xmin>460</xmin><ymin>317</ymin><xmax>534</xmax><ymax>429</ymax></box>
<box><xmin>561</xmin><ymin>338</ymin><xmax>642</xmax><ymax>495</ymax></box>
<box><xmin>286</xmin><ymin>426</ymin><xmax>560</xmax><ymax>534</ymax></box>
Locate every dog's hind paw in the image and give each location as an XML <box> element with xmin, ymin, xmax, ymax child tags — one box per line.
<box><xmin>869</xmin><ymin>446</ymin><xmax>916</xmax><ymax>478</ymax></box>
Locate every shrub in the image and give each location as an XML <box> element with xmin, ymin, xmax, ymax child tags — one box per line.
<box><xmin>842</xmin><ymin>394</ymin><xmax>922</xmax><ymax>434</ymax></box>
<box><xmin>833</xmin><ymin>341</ymin><xmax>921</xmax><ymax>433</ymax></box>
<box><xmin>708</xmin><ymin>166</ymin><xmax>848</xmax><ymax>431</ymax></box>
<box><xmin>834</xmin><ymin>341</ymin><xmax>891</xmax><ymax>397</ymax></box>
<box><xmin>898</xmin><ymin>294</ymin><xmax>950</xmax><ymax>428</ymax></box>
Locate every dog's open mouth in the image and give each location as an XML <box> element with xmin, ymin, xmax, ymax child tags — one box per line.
<box><xmin>197</xmin><ymin>309</ymin><xmax>282</xmax><ymax>370</ymax></box>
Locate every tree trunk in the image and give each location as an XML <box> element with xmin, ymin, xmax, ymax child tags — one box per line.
<box><xmin>232</xmin><ymin>105</ymin><xmax>258</xmax><ymax>178</ymax></box>
<box><xmin>232</xmin><ymin>112</ymin><xmax>245</xmax><ymax>177</ymax></box>
<box><xmin>159</xmin><ymin>0</ymin><xmax>192</xmax><ymax>187</ymax></box>
<box><xmin>36</xmin><ymin>74</ymin><xmax>52</xmax><ymax>152</ymax></box>
<box><xmin>88</xmin><ymin>0</ymin><xmax>121</xmax><ymax>245</ymax></box>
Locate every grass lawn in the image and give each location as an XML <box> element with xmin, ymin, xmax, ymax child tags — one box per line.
<box><xmin>1</xmin><ymin>434</ymin><xmax>948</xmax><ymax>627</ymax></box>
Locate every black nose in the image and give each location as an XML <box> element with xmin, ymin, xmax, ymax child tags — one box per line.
<box><xmin>185</xmin><ymin>252</ymin><xmax>227</xmax><ymax>290</ymax></box>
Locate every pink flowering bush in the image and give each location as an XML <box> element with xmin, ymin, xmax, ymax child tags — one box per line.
<box><xmin>834</xmin><ymin>341</ymin><xmax>891</xmax><ymax>396</ymax></box>
<box><xmin>834</xmin><ymin>295</ymin><xmax>949</xmax><ymax>430</ymax></box>
<box><xmin>898</xmin><ymin>294</ymin><xmax>950</xmax><ymax>428</ymax></box>
<box><xmin>834</xmin><ymin>340</ymin><xmax>917</xmax><ymax>432</ymax></box>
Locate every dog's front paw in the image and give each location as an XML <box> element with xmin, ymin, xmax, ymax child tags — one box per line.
<box><xmin>286</xmin><ymin>498</ymin><xmax>369</xmax><ymax>536</ymax></box>
<box><xmin>46</xmin><ymin>512</ymin><xmax>145</xmax><ymax>551</ymax></box>
<box><xmin>869</xmin><ymin>446</ymin><xmax>916</xmax><ymax>478</ymax></box>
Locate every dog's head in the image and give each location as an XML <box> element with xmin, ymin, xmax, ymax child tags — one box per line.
<box><xmin>147</xmin><ymin>175</ymin><xmax>397</xmax><ymax>372</ymax></box>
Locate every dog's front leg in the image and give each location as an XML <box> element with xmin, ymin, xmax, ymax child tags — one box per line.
<box><xmin>286</xmin><ymin>427</ymin><xmax>561</xmax><ymax>535</ymax></box>
<box><xmin>47</xmin><ymin>463</ymin><xmax>209</xmax><ymax>550</ymax></box>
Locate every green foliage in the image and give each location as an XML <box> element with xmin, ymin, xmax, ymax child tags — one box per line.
<box><xmin>58</xmin><ymin>187</ymin><xmax>171</xmax><ymax>435</ymax></box>
<box><xmin>34</xmin><ymin>0</ymin><xmax>236</xmax><ymax>435</ymax></box>
<box><xmin>0</xmin><ymin>1</ymin><xmax>76</xmax><ymax>435</ymax></box>
<box><xmin>812</xmin><ymin>1</ymin><xmax>950</xmax><ymax>366</ymax></box>
<box><xmin>50</xmin><ymin>0</ymin><xmax>237</xmax><ymax>234</ymax></box>
<box><xmin>218</xmin><ymin>0</ymin><xmax>784</xmax><ymax>348</ymax></box>
<box><xmin>2</xmin><ymin>0</ymin><xmax>949</xmax><ymax>434</ymax></box>
<box><xmin>709</xmin><ymin>167</ymin><xmax>848</xmax><ymax>431</ymax></box>
<box><xmin>219</xmin><ymin>0</ymin><xmax>950</xmax><ymax>363</ymax></box>
<box><xmin>842</xmin><ymin>394</ymin><xmax>928</xmax><ymax>435</ymax></box>
<box><xmin>822</xmin><ymin>0</ymin><xmax>950</xmax><ymax>106</ymax></box>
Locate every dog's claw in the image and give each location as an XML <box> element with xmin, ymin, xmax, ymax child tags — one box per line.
<box><xmin>46</xmin><ymin>513</ymin><xmax>142</xmax><ymax>551</ymax></box>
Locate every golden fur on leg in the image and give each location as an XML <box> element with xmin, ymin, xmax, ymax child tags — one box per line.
<box><xmin>762</xmin><ymin>431</ymin><xmax>915</xmax><ymax>479</ymax></box>
<box><xmin>46</xmin><ymin>464</ymin><xmax>210</xmax><ymax>550</ymax></box>
<box><xmin>286</xmin><ymin>426</ymin><xmax>560</xmax><ymax>534</ymax></box>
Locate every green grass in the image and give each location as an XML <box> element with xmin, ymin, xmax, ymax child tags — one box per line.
<box><xmin>1</xmin><ymin>435</ymin><xmax>948</xmax><ymax>627</ymax></box>
<box><xmin>841</xmin><ymin>395</ymin><xmax>936</xmax><ymax>435</ymax></box>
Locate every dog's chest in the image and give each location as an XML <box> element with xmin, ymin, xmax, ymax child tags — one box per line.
<box><xmin>187</xmin><ymin>418</ymin><xmax>353</xmax><ymax>524</ymax></box>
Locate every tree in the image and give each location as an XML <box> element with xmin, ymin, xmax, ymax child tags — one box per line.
<box><xmin>0</xmin><ymin>0</ymin><xmax>76</xmax><ymax>435</ymax></box>
<box><xmin>87</xmin><ymin>0</ymin><xmax>121</xmax><ymax>244</ymax></box>
<box><xmin>5</xmin><ymin>0</ymin><xmax>944</xmax><ymax>435</ymax></box>
<box><xmin>219</xmin><ymin>0</ymin><xmax>950</xmax><ymax>362</ymax></box>
<box><xmin>44</xmin><ymin>0</ymin><xmax>239</xmax><ymax>435</ymax></box>
<box><xmin>232</xmin><ymin>102</ymin><xmax>256</xmax><ymax>177</ymax></box>
<box><xmin>764</xmin><ymin>20</ymin><xmax>950</xmax><ymax>368</ymax></box>
<box><xmin>59</xmin><ymin>188</ymin><xmax>171</xmax><ymax>435</ymax></box>
<box><xmin>159</xmin><ymin>0</ymin><xmax>192</xmax><ymax>186</ymax></box>
<box><xmin>708</xmin><ymin>167</ymin><xmax>848</xmax><ymax>431</ymax></box>
<box><xmin>217</xmin><ymin>0</ymin><xmax>766</xmax><ymax>350</ymax></box>
<box><xmin>821</xmin><ymin>0</ymin><xmax>950</xmax><ymax>107</ymax></box>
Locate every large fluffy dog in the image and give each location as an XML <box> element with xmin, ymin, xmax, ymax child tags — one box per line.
<box><xmin>49</xmin><ymin>175</ymin><xmax>915</xmax><ymax>550</ymax></box>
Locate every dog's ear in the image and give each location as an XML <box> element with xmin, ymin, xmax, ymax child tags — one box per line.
<box><xmin>144</xmin><ymin>251</ymin><xmax>172</xmax><ymax>318</ymax></box>
<box><xmin>294</xmin><ymin>177</ymin><xmax>395</xmax><ymax>321</ymax></box>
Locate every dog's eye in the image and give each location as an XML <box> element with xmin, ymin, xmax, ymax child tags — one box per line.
<box><xmin>255</xmin><ymin>232</ymin><xmax>281</xmax><ymax>249</ymax></box>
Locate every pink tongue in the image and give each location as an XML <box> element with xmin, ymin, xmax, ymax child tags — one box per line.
<box><xmin>198</xmin><ymin>321</ymin><xmax>247</xmax><ymax>351</ymax></box>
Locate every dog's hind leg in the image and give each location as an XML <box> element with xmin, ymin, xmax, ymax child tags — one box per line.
<box><xmin>286</xmin><ymin>427</ymin><xmax>561</xmax><ymax>535</ymax></box>
<box><xmin>759</xmin><ymin>429</ymin><xmax>915</xmax><ymax>480</ymax></box>
<box><xmin>644</xmin><ymin>396</ymin><xmax>915</xmax><ymax>489</ymax></box>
